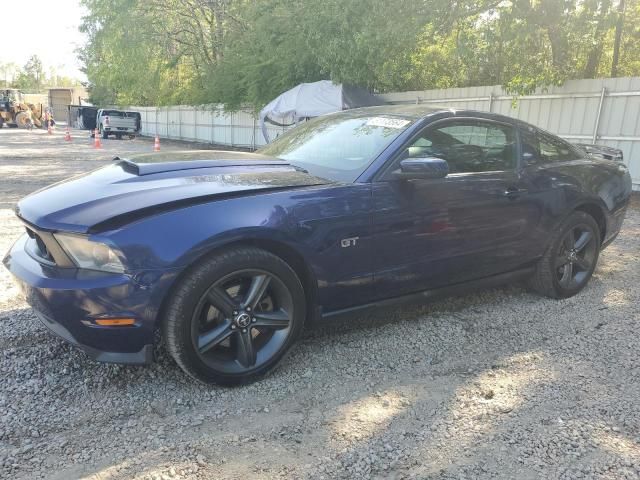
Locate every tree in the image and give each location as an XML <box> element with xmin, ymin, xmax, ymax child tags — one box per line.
<box><xmin>0</xmin><ymin>62</ymin><xmax>18</xmax><ymax>88</ymax></box>
<box><xmin>611</xmin><ymin>0</ymin><xmax>626</xmax><ymax>76</ymax></box>
<box><xmin>79</xmin><ymin>0</ymin><xmax>247</xmax><ymax>106</ymax></box>
<box><xmin>79</xmin><ymin>0</ymin><xmax>640</xmax><ymax>108</ymax></box>
<box><xmin>23</xmin><ymin>55</ymin><xmax>44</xmax><ymax>91</ymax></box>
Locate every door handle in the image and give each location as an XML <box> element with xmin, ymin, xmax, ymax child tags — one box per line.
<box><xmin>503</xmin><ymin>187</ymin><xmax>528</xmax><ymax>199</ymax></box>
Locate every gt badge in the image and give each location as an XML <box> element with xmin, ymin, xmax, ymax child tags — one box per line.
<box><xmin>341</xmin><ymin>237</ymin><xmax>359</xmax><ymax>248</ymax></box>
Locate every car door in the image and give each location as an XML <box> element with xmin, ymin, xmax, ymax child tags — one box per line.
<box><xmin>372</xmin><ymin>117</ymin><xmax>542</xmax><ymax>299</ymax></box>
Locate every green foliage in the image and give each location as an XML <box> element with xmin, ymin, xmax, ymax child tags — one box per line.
<box><xmin>79</xmin><ymin>0</ymin><xmax>640</xmax><ymax>108</ymax></box>
<box><xmin>0</xmin><ymin>56</ymin><xmax>81</xmax><ymax>92</ymax></box>
<box><xmin>22</xmin><ymin>55</ymin><xmax>44</xmax><ymax>91</ymax></box>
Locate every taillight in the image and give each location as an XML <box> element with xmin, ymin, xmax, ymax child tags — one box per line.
<box><xmin>104</xmin><ymin>116</ymin><xmax>110</xmax><ymax>126</ymax></box>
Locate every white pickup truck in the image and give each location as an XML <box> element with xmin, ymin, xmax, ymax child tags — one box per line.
<box><xmin>96</xmin><ymin>109</ymin><xmax>141</xmax><ymax>139</ymax></box>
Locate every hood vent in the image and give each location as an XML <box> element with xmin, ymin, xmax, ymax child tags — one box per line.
<box><xmin>115</xmin><ymin>156</ymin><xmax>291</xmax><ymax>176</ymax></box>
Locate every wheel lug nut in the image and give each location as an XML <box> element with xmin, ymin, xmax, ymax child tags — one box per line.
<box><xmin>233</xmin><ymin>310</ymin><xmax>238</xmax><ymax>315</ymax></box>
<box><xmin>242</xmin><ymin>328</ymin><xmax>247</xmax><ymax>333</ymax></box>
<box><xmin>251</xmin><ymin>318</ymin><xmax>256</xmax><ymax>323</ymax></box>
<box><xmin>246</xmin><ymin>306</ymin><xmax>251</xmax><ymax>312</ymax></box>
<box><xmin>231</xmin><ymin>325</ymin><xmax>236</xmax><ymax>329</ymax></box>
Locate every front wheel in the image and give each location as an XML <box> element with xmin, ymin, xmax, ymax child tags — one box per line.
<box><xmin>529</xmin><ymin>211</ymin><xmax>601</xmax><ymax>299</ymax></box>
<box><xmin>163</xmin><ymin>247</ymin><xmax>306</xmax><ymax>385</ymax></box>
<box><xmin>15</xmin><ymin>112</ymin><xmax>31</xmax><ymax>129</ymax></box>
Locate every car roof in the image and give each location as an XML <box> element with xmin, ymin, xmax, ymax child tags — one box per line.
<box><xmin>345</xmin><ymin>104</ymin><xmax>447</xmax><ymax>118</ymax></box>
<box><xmin>337</xmin><ymin>104</ymin><xmax>519</xmax><ymax>124</ymax></box>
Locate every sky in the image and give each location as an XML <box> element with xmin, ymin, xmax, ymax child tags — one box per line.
<box><xmin>0</xmin><ymin>0</ymin><xmax>87</xmax><ymax>81</ymax></box>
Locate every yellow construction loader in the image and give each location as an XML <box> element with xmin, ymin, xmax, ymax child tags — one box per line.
<box><xmin>0</xmin><ymin>89</ymin><xmax>45</xmax><ymax>129</ymax></box>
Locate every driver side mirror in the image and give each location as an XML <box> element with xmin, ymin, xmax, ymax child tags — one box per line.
<box><xmin>393</xmin><ymin>157</ymin><xmax>449</xmax><ymax>180</ymax></box>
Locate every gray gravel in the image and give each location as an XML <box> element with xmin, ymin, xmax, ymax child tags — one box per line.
<box><xmin>1</xmin><ymin>128</ymin><xmax>639</xmax><ymax>480</ymax></box>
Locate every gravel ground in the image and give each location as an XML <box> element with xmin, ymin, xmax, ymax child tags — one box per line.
<box><xmin>0</xmin><ymin>128</ymin><xmax>639</xmax><ymax>480</ymax></box>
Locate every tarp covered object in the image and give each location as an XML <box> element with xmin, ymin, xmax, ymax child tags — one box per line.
<box><xmin>259</xmin><ymin>80</ymin><xmax>382</xmax><ymax>141</ymax></box>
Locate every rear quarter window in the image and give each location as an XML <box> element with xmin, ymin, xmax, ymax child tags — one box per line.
<box><xmin>520</xmin><ymin>127</ymin><xmax>583</xmax><ymax>165</ymax></box>
<box><xmin>101</xmin><ymin>110</ymin><xmax>127</xmax><ymax>117</ymax></box>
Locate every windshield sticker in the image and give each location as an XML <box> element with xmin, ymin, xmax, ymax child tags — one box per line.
<box><xmin>366</xmin><ymin>117</ymin><xmax>411</xmax><ymax>129</ymax></box>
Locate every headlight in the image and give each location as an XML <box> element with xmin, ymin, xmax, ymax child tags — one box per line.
<box><xmin>54</xmin><ymin>233</ymin><xmax>125</xmax><ymax>273</ymax></box>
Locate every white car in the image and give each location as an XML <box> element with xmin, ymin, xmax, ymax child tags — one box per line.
<box><xmin>96</xmin><ymin>109</ymin><xmax>141</xmax><ymax>139</ymax></box>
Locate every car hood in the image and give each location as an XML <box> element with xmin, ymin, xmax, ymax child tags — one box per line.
<box><xmin>16</xmin><ymin>151</ymin><xmax>331</xmax><ymax>234</ymax></box>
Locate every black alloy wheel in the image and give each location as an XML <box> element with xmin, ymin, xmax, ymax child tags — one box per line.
<box><xmin>191</xmin><ymin>269</ymin><xmax>293</xmax><ymax>373</ymax></box>
<box><xmin>164</xmin><ymin>247</ymin><xmax>305</xmax><ymax>385</ymax></box>
<box><xmin>529</xmin><ymin>211</ymin><xmax>601</xmax><ymax>298</ymax></box>
<box><xmin>554</xmin><ymin>224</ymin><xmax>598</xmax><ymax>290</ymax></box>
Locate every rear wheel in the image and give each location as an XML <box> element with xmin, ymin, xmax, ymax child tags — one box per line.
<box><xmin>529</xmin><ymin>211</ymin><xmax>600</xmax><ymax>298</ymax></box>
<box><xmin>163</xmin><ymin>247</ymin><xmax>306</xmax><ymax>385</ymax></box>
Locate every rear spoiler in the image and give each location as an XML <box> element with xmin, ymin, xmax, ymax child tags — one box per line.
<box><xmin>575</xmin><ymin>143</ymin><xmax>623</xmax><ymax>162</ymax></box>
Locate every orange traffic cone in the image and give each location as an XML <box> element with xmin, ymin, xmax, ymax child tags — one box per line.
<box><xmin>153</xmin><ymin>135</ymin><xmax>160</xmax><ymax>152</ymax></box>
<box><xmin>47</xmin><ymin>120</ymin><xmax>52</xmax><ymax>135</ymax></box>
<box><xmin>94</xmin><ymin>129</ymin><xmax>102</xmax><ymax>149</ymax></box>
<box><xmin>64</xmin><ymin>127</ymin><xmax>71</xmax><ymax>142</ymax></box>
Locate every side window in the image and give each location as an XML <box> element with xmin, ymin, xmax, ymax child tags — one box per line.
<box><xmin>520</xmin><ymin>127</ymin><xmax>542</xmax><ymax>164</ymax></box>
<box><xmin>521</xmin><ymin>127</ymin><xmax>582</xmax><ymax>165</ymax></box>
<box><xmin>400</xmin><ymin>120</ymin><xmax>516</xmax><ymax>173</ymax></box>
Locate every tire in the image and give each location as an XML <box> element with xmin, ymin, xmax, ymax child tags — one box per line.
<box><xmin>163</xmin><ymin>247</ymin><xmax>306</xmax><ymax>385</ymax></box>
<box><xmin>529</xmin><ymin>211</ymin><xmax>601</xmax><ymax>299</ymax></box>
<box><xmin>15</xmin><ymin>112</ymin><xmax>31</xmax><ymax>129</ymax></box>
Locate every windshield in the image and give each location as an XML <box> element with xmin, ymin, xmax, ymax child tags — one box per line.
<box><xmin>258</xmin><ymin>113</ymin><xmax>414</xmax><ymax>182</ymax></box>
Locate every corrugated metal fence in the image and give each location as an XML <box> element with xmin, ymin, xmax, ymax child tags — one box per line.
<box><xmin>133</xmin><ymin>105</ymin><xmax>287</xmax><ymax>149</ymax></box>
<box><xmin>133</xmin><ymin>76</ymin><xmax>640</xmax><ymax>189</ymax></box>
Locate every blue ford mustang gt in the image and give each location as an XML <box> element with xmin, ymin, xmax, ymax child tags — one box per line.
<box><xmin>4</xmin><ymin>106</ymin><xmax>632</xmax><ymax>384</ymax></box>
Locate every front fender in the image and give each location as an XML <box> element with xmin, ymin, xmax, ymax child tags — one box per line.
<box><xmin>100</xmin><ymin>182</ymin><xmax>374</xmax><ymax>312</ymax></box>
<box><xmin>105</xmin><ymin>194</ymin><xmax>309</xmax><ymax>272</ymax></box>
